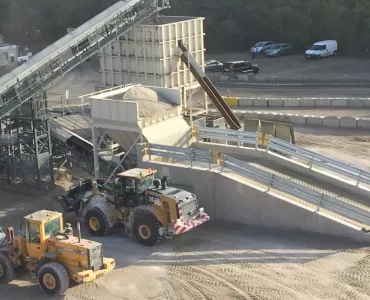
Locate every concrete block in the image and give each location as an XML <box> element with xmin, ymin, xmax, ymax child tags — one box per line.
<box><xmin>347</xmin><ymin>99</ymin><xmax>364</xmax><ymax>107</ymax></box>
<box><xmin>258</xmin><ymin>113</ymin><xmax>275</xmax><ymax>121</ymax></box>
<box><xmin>289</xmin><ymin>115</ymin><xmax>306</xmax><ymax>125</ymax></box>
<box><xmin>244</xmin><ymin>112</ymin><xmax>259</xmax><ymax>120</ymax></box>
<box><xmin>364</xmin><ymin>100</ymin><xmax>370</xmax><ymax>108</ymax></box>
<box><xmin>306</xmin><ymin>116</ymin><xmax>324</xmax><ymax>126</ymax></box>
<box><xmin>323</xmin><ymin>116</ymin><xmax>340</xmax><ymax>127</ymax></box>
<box><xmin>224</xmin><ymin>97</ymin><xmax>239</xmax><ymax>107</ymax></box>
<box><xmin>339</xmin><ymin>117</ymin><xmax>357</xmax><ymax>128</ymax></box>
<box><xmin>274</xmin><ymin>113</ymin><xmax>291</xmax><ymax>123</ymax></box>
<box><xmin>331</xmin><ymin>99</ymin><xmax>348</xmax><ymax>107</ymax></box>
<box><xmin>252</xmin><ymin>99</ymin><xmax>268</xmax><ymax>107</ymax></box>
<box><xmin>238</xmin><ymin>98</ymin><xmax>253</xmax><ymax>107</ymax></box>
<box><xmin>268</xmin><ymin>99</ymin><xmax>284</xmax><ymax>107</ymax></box>
<box><xmin>299</xmin><ymin>99</ymin><xmax>316</xmax><ymax>107</ymax></box>
<box><xmin>316</xmin><ymin>99</ymin><xmax>332</xmax><ymax>107</ymax></box>
<box><xmin>357</xmin><ymin>118</ymin><xmax>370</xmax><ymax>129</ymax></box>
<box><xmin>284</xmin><ymin>99</ymin><xmax>300</xmax><ymax>107</ymax></box>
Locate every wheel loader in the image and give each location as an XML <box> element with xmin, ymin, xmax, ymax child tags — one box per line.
<box><xmin>0</xmin><ymin>210</ymin><xmax>115</xmax><ymax>295</ymax></box>
<box><xmin>58</xmin><ymin>168</ymin><xmax>210</xmax><ymax>246</ymax></box>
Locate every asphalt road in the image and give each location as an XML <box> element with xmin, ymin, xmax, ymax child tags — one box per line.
<box><xmin>216</xmin><ymin>86</ymin><xmax>370</xmax><ymax>98</ymax></box>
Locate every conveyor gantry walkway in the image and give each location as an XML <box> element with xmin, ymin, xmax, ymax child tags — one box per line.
<box><xmin>0</xmin><ymin>0</ymin><xmax>169</xmax><ymax>120</ymax></box>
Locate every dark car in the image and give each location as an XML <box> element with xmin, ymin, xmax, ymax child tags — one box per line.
<box><xmin>250</xmin><ymin>41</ymin><xmax>275</xmax><ymax>54</ymax></box>
<box><xmin>265</xmin><ymin>43</ymin><xmax>294</xmax><ymax>57</ymax></box>
<box><xmin>205</xmin><ymin>60</ymin><xmax>224</xmax><ymax>72</ymax></box>
<box><xmin>223</xmin><ymin>61</ymin><xmax>260</xmax><ymax>74</ymax></box>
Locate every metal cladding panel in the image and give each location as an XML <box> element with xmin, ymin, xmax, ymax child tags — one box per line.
<box><xmin>100</xmin><ymin>16</ymin><xmax>205</xmax><ymax>89</ymax></box>
<box><xmin>104</xmin><ymin>129</ymin><xmax>140</xmax><ymax>153</ymax></box>
<box><xmin>91</xmin><ymin>98</ymin><xmax>138</xmax><ymax>123</ymax></box>
<box><xmin>142</xmin><ymin>116</ymin><xmax>191</xmax><ymax>147</ymax></box>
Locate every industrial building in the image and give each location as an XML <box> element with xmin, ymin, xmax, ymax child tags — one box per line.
<box><xmin>0</xmin><ymin>35</ymin><xmax>18</xmax><ymax>68</ymax></box>
<box><xmin>99</xmin><ymin>15</ymin><xmax>207</xmax><ymax>110</ymax></box>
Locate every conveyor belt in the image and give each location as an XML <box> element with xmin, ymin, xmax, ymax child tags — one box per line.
<box><xmin>178</xmin><ymin>40</ymin><xmax>241</xmax><ymax>130</ymax></box>
<box><xmin>0</xmin><ymin>0</ymin><xmax>169</xmax><ymax>119</ymax></box>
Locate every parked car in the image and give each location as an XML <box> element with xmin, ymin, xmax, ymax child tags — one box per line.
<box><xmin>205</xmin><ymin>60</ymin><xmax>224</xmax><ymax>72</ymax></box>
<box><xmin>265</xmin><ymin>43</ymin><xmax>294</xmax><ymax>57</ymax></box>
<box><xmin>223</xmin><ymin>60</ymin><xmax>260</xmax><ymax>74</ymax></box>
<box><xmin>305</xmin><ymin>40</ymin><xmax>337</xmax><ymax>59</ymax></box>
<box><xmin>250</xmin><ymin>41</ymin><xmax>275</xmax><ymax>54</ymax></box>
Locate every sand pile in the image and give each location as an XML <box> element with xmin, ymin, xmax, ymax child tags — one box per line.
<box><xmin>122</xmin><ymin>86</ymin><xmax>173</xmax><ymax>117</ymax></box>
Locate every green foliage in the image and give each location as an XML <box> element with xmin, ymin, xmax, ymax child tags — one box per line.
<box><xmin>0</xmin><ymin>0</ymin><xmax>369</xmax><ymax>54</ymax></box>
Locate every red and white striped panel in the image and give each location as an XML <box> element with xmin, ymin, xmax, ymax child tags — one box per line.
<box><xmin>173</xmin><ymin>213</ymin><xmax>210</xmax><ymax>235</ymax></box>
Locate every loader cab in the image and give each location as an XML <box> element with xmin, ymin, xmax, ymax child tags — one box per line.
<box><xmin>115</xmin><ymin>168</ymin><xmax>157</xmax><ymax>207</ymax></box>
<box><xmin>23</xmin><ymin>211</ymin><xmax>63</xmax><ymax>259</ymax></box>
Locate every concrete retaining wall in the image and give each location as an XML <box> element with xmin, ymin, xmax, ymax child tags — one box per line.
<box><xmin>138</xmin><ymin>160</ymin><xmax>370</xmax><ymax>243</ymax></box>
<box><xmin>223</xmin><ymin>96</ymin><xmax>370</xmax><ymax>108</ymax></box>
<box><xmin>241</xmin><ymin>111</ymin><xmax>370</xmax><ymax>129</ymax></box>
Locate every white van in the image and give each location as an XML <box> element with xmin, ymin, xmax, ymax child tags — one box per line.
<box><xmin>305</xmin><ymin>40</ymin><xmax>337</xmax><ymax>59</ymax></box>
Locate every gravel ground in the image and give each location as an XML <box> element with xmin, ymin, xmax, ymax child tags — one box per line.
<box><xmin>1</xmin><ymin>159</ymin><xmax>370</xmax><ymax>300</ymax></box>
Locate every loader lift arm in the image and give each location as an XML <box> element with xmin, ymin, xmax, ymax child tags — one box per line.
<box><xmin>178</xmin><ymin>40</ymin><xmax>241</xmax><ymax>130</ymax></box>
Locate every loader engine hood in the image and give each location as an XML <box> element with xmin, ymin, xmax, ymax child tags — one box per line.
<box><xmin>48</xmin><ymin>235</ymin><xmax>104</xmax><ymax>271</ymax></box>
<box><xmin>148</xmin><ymin>186</ymin><xmax>196</xmax><ymax>203</ymax></box>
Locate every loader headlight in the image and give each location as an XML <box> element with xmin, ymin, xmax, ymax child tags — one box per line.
<box><xmin>199</xmin><ymin>208</ymin><xmax>204</xmax><ymax>215</ymax></box>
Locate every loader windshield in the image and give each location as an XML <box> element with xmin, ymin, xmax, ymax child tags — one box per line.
<box><xmin>137</xmin><ymin>175</ymin><xmax>154</xmax><ymax>193</ymax></box>
<box><xmin>44</xmin><ymin>218</ymin><xmax>61</xmax><ymax>237</ymax></box>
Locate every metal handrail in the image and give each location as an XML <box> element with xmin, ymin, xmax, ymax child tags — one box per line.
<box><xmin>194</xmin><ymin>126</ymin><xmax>370</xmax><ymax>187</ymax></box>
<box><xmin>268</xmin><ymin>136</ymin><xmax>370</xmax><ymax>186</ymax></box>
<box><xmin>144</xmin><ymin>143</ymin><xmax>370</xmax><ymax>229</ymax></box>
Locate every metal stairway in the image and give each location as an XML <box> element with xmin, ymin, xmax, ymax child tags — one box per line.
<box><xmin>178</xmin><ymin>41</ymin><xmax>241</xmax><ymax>130</ymax></box>
<box><xmin>0</xmin><ymin>0</ymin><xmax>170</xmax><ymax>120</ymax></box>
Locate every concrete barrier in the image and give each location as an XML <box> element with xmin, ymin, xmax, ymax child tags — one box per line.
<box><xmin>306</xmin><ymin>116</ymin><xmax>324</xmax><ymax>126</ymax></box>
<box><xmin>340</xmin><ymin>117</ymin><xmax>357</xmax><ymax>128</ymax></box>
<box><xmin>253</xmin><ymin>99</ymin><xmax>268</xmax><ymax>107</ymax></box>
<box><xmin>284</xmin><ymin>99</ymin><xmax>300</xmax><ymax>107</ymax></box>
<box><xmin>323</xmin><ymin>116</ymin><xmax>340</xmax><ymax>127</ymax></box>
<box><xmin>268</xmin><ymin>99</ymin><xmax>284</xmax><ymax>107</ymax></box>
<box><xmin>238</xmin><ymin>98</ymin><xmax>253</xmax><ymax>107</ymax></box>
<box><xmin>347</xmin><ymin>99</ymin><xmax>364</xmax><ymax>107</ymax></box>
<box><xmin>222</xmin><ymin>97</ymin><xmax>370</xmax><ymax>108</ymax></box>
<box><xmin>224</xmin><ymin>97</ymin><xmax>239</xmax><ymax>107</ymax></box>
<box><xmin>258</xmin><ymin>113</ymin><xmax>275</xmax><ymax>121</ymax></box>
<box><xmin>138</xmin><ymin>159</ymin><xmax>370</xmax><ymax>243</ymax></box>
<box><xmin>300</xmin><ymin>99</ymin><xmax>316</xmax><ymax>107</ymax></box>
<box><xmin>244</xmin><ymin>112</ymin><xmax>260</xmax><ymax>120</ymax></box>
<box><xmin>316</xmin><ymin>99</ymin><xmax>332</xmax><ymax>107</ymax></box>
<box><xmin>273</xmin><ymin>113</ymin><xmax>291</xmax><ymax>123</ymax></box>
<box><xmin>290</xmin><ymin>115</ymin><xmax>306</xmax><ymax>125</ymax></box>
<box><xmin>330</xmin><ymin>99</ymin><xmax>348</xmax><ymax>107</ymax></box>
<box><xmin>357</xmin><ymin>118</ymin><xmax>370</xmax><ymax>129</ymax></box>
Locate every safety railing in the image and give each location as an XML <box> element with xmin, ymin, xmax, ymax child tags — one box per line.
<box><xmin>195</xmin><ymin>126</ymin><xmax>259</xmax><ymax>149</ymax></box>
<box><xmin>143</xmin><ymin>143</ymin><xmax>370</xmax><ymax>229</ymax></box>
<box><xmin>194</xmin><ymin>126</ymin><xmax>370</xmax><ymax>187</ymax></box>
<box><xmin>147</xmin><ymin>144</ymin><xmax>214</xmax><ymax>169</ymax></box>
<box><xmin>267</xmin><ymin>136</ymin><xmax>370</xmax><ymax>187</ymax></box>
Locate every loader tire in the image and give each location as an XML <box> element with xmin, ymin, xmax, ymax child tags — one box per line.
<box><xmin>134</xmin><ymin>214</ymin><xmax>161</xmax><ymax>247</ymax></box>
<box><xmin>37</xmin><ymin>262</ymin><xmax>69</xmax><ymax>295</ymax></box>
<box><xmin>0</xmin><ymin>252</ymin><xmax>15</xmax><ymax>284</ymax></box>
<box><xmin>85</xmin><ymin>207</ymin><xmax>109</xmax><ymax>236</ymax></box>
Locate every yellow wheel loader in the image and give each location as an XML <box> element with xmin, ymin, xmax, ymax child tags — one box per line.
<box><xmin>0</xmin><ymin>210</ymin><xmax>115</xmax><ymax>295</ymax></box>
<box><xmin>58</xmin><ymin>168</ymin><xmax>210</xmax><ymax>246</ymax></box>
